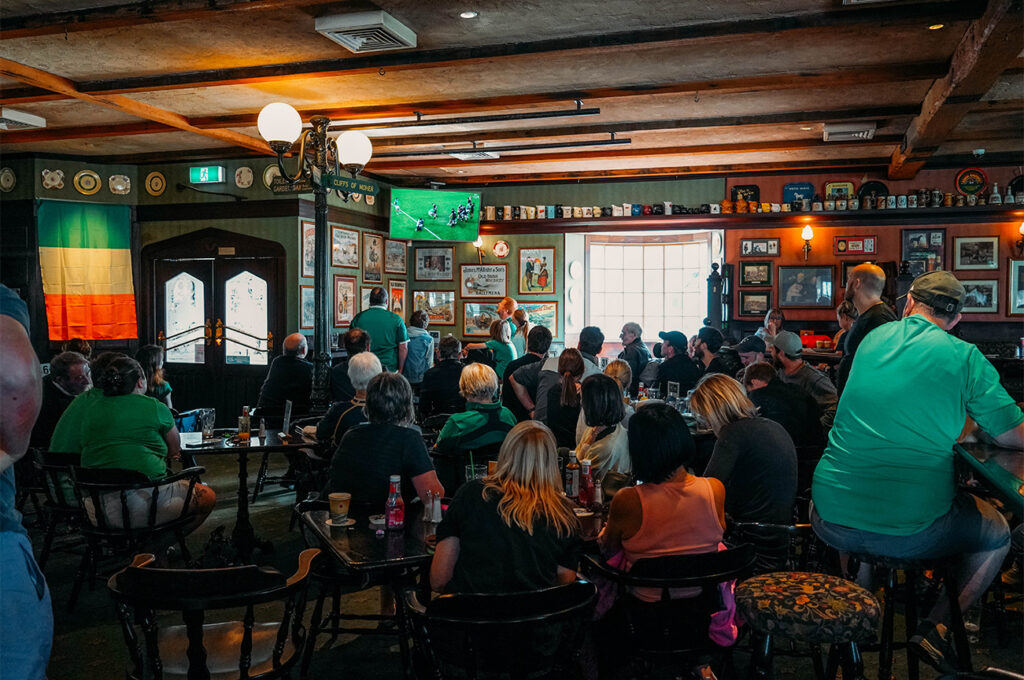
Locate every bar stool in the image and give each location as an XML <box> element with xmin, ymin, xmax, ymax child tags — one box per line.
<box><xmin>737</xmin><ymin>571</ymin><xmax>880</xmax><ymax>680</ymax></box>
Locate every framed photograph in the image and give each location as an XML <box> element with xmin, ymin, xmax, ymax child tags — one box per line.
<box><xmin>833</xmin><ymin>236</ymin><xmax>876</xmax><ymax>256</ymax></box>
<box><xmin>1008</xmin><ymin>260</ymin><xmax>1024</xmax><ymax>316</ymax></box>
<box><xmin>330</xmin><ymin>225</ymin><xmax>359</xmax><ymax>268</ymax></box>
<box><xmin>739</xmin><ymin>261</ymin><xmax>772</xmax><ymax>287</ymax></box>
<box><xmin>461</xmin><ymin>264</ymin><xmax>508</xmax><ymax>298</ymax></box>
<box><xmin>840</xmin><ymin>261</ymin><xmax>875</xmax><ymax>287</ymax></box>
<box><xmin>901</xmin><ymin>228</ymin><xmax>945</xmax><ymax>277</ymax></box>
<box><xmin>385</xmin><ymin>239</ymin><xmax>408</xmax><ymax>274</ymax></box>
<box><xmin>413</xmin><ymin>290</ymin><xmax>456</xmax><ymax>326</ymax></box>
<box><xmin>362</xmin><ymin>233</ymin><xmax>384</xmax><ymax>284</ymax></box>
<box><xmin>360</xmin><ymin>286</ymin><xmax>374</xmax><ymax>312</ymax></box>
<box><xmin>954</xmin><ymin>236</ymin><xmax>998</xmax><ymax>270</ymax></box>
<box><xmin>738</xmin><ymin>290</ymin><xmax>772</xmax><ymax>316</ymax></box>
<box><xmin>778</xmin><ymin>266</ymin><xmax>835</xmax><ymax>308</ymax></box>
<box><xmin>415</xmin><ymin>247</ymin><xmax>454</xmax><ymax>281</ymax></box>
<box><xmin>300</xmin><ymin>220</ymin><xmax>316</xmax><ymax>278</ymax></box>
<box><xmin>388</xmin><ymin>279</ymin><xmax>407</xmax><ymax>317</ymax></box>
<box><xmin>463</xmin><ymin>302</ymin><xmax>500</xmax><ymax>336</ymax></box>
<box><xmin>962</xmin><ymin>279</ymin><xmax>998</xmax><ymax>313</ymax></box>
<box><xmin>519</xmin><ymin>301</ymin><xmax>559</xmax><ymax>338</ymax></box>
<box><xmin>299</xmin><ymin>285</ymin><xmax>314</xmax><ymax>329</ymax></box>
<box><xmin>739</xmin><ymin>238</ymin><xmax>780</xmax><ymax>257</ymax></box>
<box><xmin>518</xmin><ymin>247</ymin><xmax>556</xmax><ymax>295</ymax></box>
<box><xmin>333</xmin><ymin>275</ymin><xmax>356</xmax><ymax>328</ymax></box>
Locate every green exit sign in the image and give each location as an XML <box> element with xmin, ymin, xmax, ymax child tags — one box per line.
<box><xmin>189</xmin><ymin>166</ymin><xmax>225</xmax><ymax>184</ymax></box>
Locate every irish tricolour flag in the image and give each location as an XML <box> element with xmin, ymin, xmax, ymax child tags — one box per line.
<box><xmin>37</xmin><ymin>201</ymin><xmax>137</xmax><ymax>341</ymax></box>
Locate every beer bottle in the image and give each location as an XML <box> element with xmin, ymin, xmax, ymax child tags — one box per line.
<box><xmin>565</xmin><ymin>454</ymin><xmax>580</xmax><ymax>499</ymax></box>
<box><xmin>237</xmin><ymin>405</ymin><xmax>251</xmax><ymax>441</ymax></box>
<box><xmin>385</xmin><ymin>475</ymin><xmax>405</xmax><ymax>530</ymax></box>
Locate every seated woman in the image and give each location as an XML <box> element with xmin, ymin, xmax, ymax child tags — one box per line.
<box><xmin>598</xmin><ymin>402</ymin><xmax>725</xmax><ymax>602</ymax></box>
<box><xmin>327</xmin><ymin>372</ymin><xmax>444</xmax><ymax>509</ymax></box>
<box><xmin>433</xmin><ymin>362</ymin><xmax>517</xmax><ymax>456</ymax></box>
<box><xmin>464</xmin><ymin>319</ymin><xmax>517</xmax><ymax>383</ymax></box>
<box><xmin>575</xmin><ymin>374</ymin><xmax>630</xmax><ymax>479</ymax></box>
<box><xmin>543</xmin><ymin>348</ymin><xmax>584</xmax><ymax>448</ymax></box>
<box><xmin>690</xmin><ymin>373</ymin><xmax>797</xmax><ymax>572</ymax></box>
<box><xmin>135</xmin><ymin>344</ymin><xmax>173</xmax><ymax>409</ymax></box>
<box><xmin>575</xmin><ymin>359</ymin><xmax>635</xmax><ymax>445</ymax></box>
<box><xmin>833</xmin><ymin>300</ymin><xmax>858</xmax><ymax>353</ymax></box>
<box><xmin>431</xmin><ymin>421</ymin><xmax>581</xmax><ymax>593</ymax></box>
<box><xmin>316</xmin><ymin>352</ymin><xmax>381</xmax><ymax>450</ymax></box>
<box><xmin>79</xmin><ymin>356</ymin><xmax>215</xmax><ymax>532</ymax></box>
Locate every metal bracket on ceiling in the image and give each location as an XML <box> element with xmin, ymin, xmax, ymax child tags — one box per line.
<box><xmin>575</xmin><ymin>99</ymin><xmax>584</xmax><ymax>110</ymax></box>
<box><xmin>175</xmin><ymin>183</ymin><xmax>246</xmax><ymax>202</ymax></box>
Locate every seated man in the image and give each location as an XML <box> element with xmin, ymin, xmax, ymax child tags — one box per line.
<box><xmin>49</xmin><ymin>351</ymin><xmax>125</xmax><ymax>454</ymax></box>
<box><xmin>690</xmin><ymin>326</ymin><xmax>739</xmax><ymax>376</ymax></box>
<box><xmin>434</xmin><ymin>363</ymin><xmax>516</xmax><ymax>456</ymax></box>
<box><xmin>330</xmin><ymin>328</ymin><xmax>369</xmax><ymax>404</ymax></box>
<box><xmin>419</xmin><ymin>336</ymin><xmax>466</xmax><ymax>418</ymax></box>
<box><xmin>510</xmin><ymin>325</ymin><xmax>603</xmax><ymax>421</ymax></box>
<box><xmin>742</xmin><ymin>361</ymin><xmax>825</xmax><ymax>450</ymax></box>
<box><xmin>256</xmin><ymin>333</ymin><xmax>313</xmax><ymax>415</ymax></box>
<box><xmin>30</xmin><ymin>351</ymin><xmax>92</xmax><ymax>450</ymax></box>
<box><xmin>316</xmin><ymin>352</ymin><xmax>381</xmax><ymax>450</ymax></box>
<box><xmin>501</xmin><ymin>325</ymin><xmax>552</xmax><ymax>422</ymax></box>
<box><xmin>735</xmin><ymin>335</ymin><xmax>767</xmax><ymax>370</ymax></box>
<box><xmin>812</xmin><ymin>271</ymin><xmax>1024</xmax><ymax>673</ymax></box>
<box><xmin>654</xmin><ymin>330</ymin><xmax>701</xmax><ymax>397</ymax></box>
<box><xmin>771</xmin><ymin>330</ymin><xmax>838</xmax><ymax>429</ymax></box>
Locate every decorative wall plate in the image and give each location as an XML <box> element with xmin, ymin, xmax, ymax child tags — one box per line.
<box><xmin>857</xmin><ymin>181</ymin><xmax>888</xmax><ymax>199</ymax></box>
<box><xmin>365</xmin><ymin>194</ymin><xmax>375</xmax><ymax>206</ymax></box>
<box><xmin>262</xmin><ymin>164</ymin><xmax>281</xmax><ymax>189</ymax></box>
<box><xmin>73</xmin><ymin>169</ymin><xmax>101</xmax><ymax>195</ymax></box>
<box><xmin>144</xmin><ymin>171</ymin><xmax>166</xmax><ymax>196</ymax></box>
<box><xmin>0</xmin><ymin>167</ymin><xmax>16</xmax><ymax>192</ymax></box>
<box><xmin>492</xmin><ymin>240</ymin><xmax>510</xmax><ymax>258</ymax></box>
<box><xmin>41</xmin><ymin>168</ymin><xmax>64</xmax><ymax>190</ymax></box>
<box><xmin>108</xmin><ymin>174</ymin><xmax>131</xmax><ymax>195</ymax></box>
<box><xmin>955</xmin><ymin>167</ymin><xmax>987</xmax><ymax>195</ymax></box>
<box><xmin>234</xmin><ymin>166</ymin><xmax>253</xmax><ymax>189</ymax></box>
<box><xmin>351</xmin><ymin>192</ymin><xmax>362</xmax><ymax>202</ymax></box>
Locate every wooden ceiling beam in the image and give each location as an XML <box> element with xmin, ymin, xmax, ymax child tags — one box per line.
<box><xmin>0</xmin><ymin>57</ymin><xmax>271</xmax><ymax>155</ymax></box>
<box><xmin>888</xmin><ymin>0</ymin><xmax>1024</xmax><ymax>179</ymax></box>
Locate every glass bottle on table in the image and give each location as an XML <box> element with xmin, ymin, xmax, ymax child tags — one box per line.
<box><xmin>385</xmin><ymin>475</ymin><xmax>405</xmax><ymax>530</ymax></box>
<box><xmin>237</xmin><ymin>405</ymin><xmax>251</xmax><ymax>441</ymax></box>
<box><xmin>564</xmin><ymin>454</ymin><xmax>580</xmax><ymax>500</ymax></box>
<box><xmin>578</xmin><ymin>459</ymin><xmax>595</xmax><ymax>506</ymax></box>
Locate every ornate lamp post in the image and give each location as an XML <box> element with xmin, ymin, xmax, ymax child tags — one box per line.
<box><xmin>257</xmin><ymin>103</ymin><xmax>373</xmax><ymax>412</ymax></box>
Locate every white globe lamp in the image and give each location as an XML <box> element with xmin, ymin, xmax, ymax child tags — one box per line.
<box><xmin>257</xmin><ymin>103</ymin><xmax>303</xmax><ymax>151</ymax></box>
<box><xmin>336</xmin><ymin>131</ymin><xmax>373</xmax><ymax>174</ymax></box>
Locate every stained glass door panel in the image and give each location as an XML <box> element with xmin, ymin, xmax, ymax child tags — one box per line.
<box><xmin>224</xmin><ymin>270</ymin><xmax>269</xmax><ymax>366</ymax></box>
<box><xmin>164</xmin><ymin>272</ymin><xmax>206</xmax><ymax>364</ymax></box>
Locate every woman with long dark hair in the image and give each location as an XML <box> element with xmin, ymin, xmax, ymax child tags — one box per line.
<box><xmin>542</xmin><ymin>348</ymin><xmax>584</xmax><ymax>448</ymax></box>
<box><xmin>135</xmin><ymin>344</ymin><xmax>172</xmax><ymax>409</ymax></box>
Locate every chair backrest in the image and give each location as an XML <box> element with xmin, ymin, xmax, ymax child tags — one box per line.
<box><xmin>173</xmin><ymin>408</ymin><xmax>202</xmax><ymax>434</ymax></box>
<box><xmin>728</xmin><ymin>520</ymin><xmax>815</xmax><ymax>573</ymax></box>
<box><xmin>417</xmin><ymin>581</ymin><xmax>597</xmax><ymax>679</ymax></box>
<box><xmin>108</xmin><ymin>549</ymin><xmax>319</xmax><ymax>680</ymax></box>
<box><xmin>33</xmin><ymin>450</ymin><xmax>82</xmax><ymax>510</ymax></box>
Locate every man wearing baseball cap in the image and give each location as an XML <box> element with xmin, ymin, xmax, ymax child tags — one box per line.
<box><xmin>655</xmin><ymin>330</ymin><xmax>702</xmax><ymax>397</ymax></box>
<box><xmin>812</xmin><ymin>271</ymin><xmax>1024</xmax><ymax>673</ymax></box>
<box><xmin>771</xmin><ymin>330</ymin><xmax>838</xmax><ymax>428</ymax></box>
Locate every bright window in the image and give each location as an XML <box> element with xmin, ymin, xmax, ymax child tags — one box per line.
<box><xmin>224</xmin><ymin>271</ymin><xmax>269</xmax><ymax>366</ymax></box>
<box><xmin>164</xmin><ymin>272</ymin><xmax>204</xmax><ymax>364</ymax></box>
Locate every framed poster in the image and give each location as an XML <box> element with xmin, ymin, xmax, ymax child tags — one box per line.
<box><xmin>330</xmin><ymin>225</ymin><xmax>359</xmax><ymax>268</ymax></box>
<box><xmin>415</xmin><ymin>247</ymin><xmax>454</xmax><ymax>281</ymax></box>
<box><xmin>362</xmin><ymin>233</ymin><xmax>384</xmax><ymax>284</ymax></box>
<box><xmin>833</xmin><ymin>236</ymin><xmax>876</xmax><ymax>256</ymax></box>
<box><xmin>739</xmin><ymin>238</ymin><xmax>780</xmax><ymax>257</ymax></box>
<box><xmin>300</xmin><ymin>220</ymin><xmax>316</xmax><ymax>278</ymax></box>
<box><xmin>385</xmin><ymin>239</ymin><xmax>408</xmax><ymax>274</ymax></box>
<box><xmin>360</xmin><ymin>286</ymin><xmax>374</xmax><ymax>312</ymax></box>
<box><xmin>299</xmin><ymin>285</ymin><xmax>314</xmax><ymax>329</ymax></box>
<box><xmin>463</xmin><ymin>302</ymin><xmax>500</xmax><ymax>336</ymax></box>
<box><xmin>1008</xmin><ymin>260</ymin><xmax>1024</xmax><ymax>316</ymax></box>
<box><xmin>461</xmin><ymin>264</ymin><xmax>508</xmax><ymax>298</ymax></box>
<box><xmin>954</xmin><ymin>236</ymin><xmax>998</xmax><ymax>270</ymax></box>
<box><xmin>961</xmin><ymin>279</ymin><xmax>998</xmax><ymax>313</ymax></box>
<box><xmin>388</xmin><ymin>279</ymin><xmax>407</xmax><ymax>317</ymax></box>
<box><xmin>518</xmin><ymin>247</ymin><xmax>556</xmax><ymax>294</ymax></box>
<box><xmin>519</xmin><ymin>301</ymin><xmax>558</xmax><ymax>337</ymax></box>
<box><xmin>901</xmin><ymin>228</ymin><xmax>945</xmax><ymax>277</ymax></box>
<box><xmin>333</xmin><ymin>275</ymin><xmax>356</xmax><ymax>327</ymax></box>
<box><xmin>739</xmin><ymin>261</ymin><xmax>772</xmax><ymax>287</ymax></box>
<box><xmin>778</xmin><ymin>265</ymin><xmax>834</xmax><ymax>308</ymax></box>
<box><xmin>739</xmin><ymin>290</ymin><xmax>771</xmax><ymax>316</ymax></box>
<box><xmin>413</xmin><ymin>290</ymin><xmax>456</xmax><ymax>326</ymax></box>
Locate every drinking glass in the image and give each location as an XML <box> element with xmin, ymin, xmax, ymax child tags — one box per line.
<box><xmin>201</xmin><ymin>408</ymin><xmax>216</xmax><ymax>439</ymax></box>
<box><xmin>464</xmin><ymin>464</ymin><xmax>488</xmax><ymax>481</ymax></box>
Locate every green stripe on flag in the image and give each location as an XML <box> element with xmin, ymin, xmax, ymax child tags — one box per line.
<box><xmin>37</xmin><ymin>201</ymin><xmax>132</xmax><ymax>249</ymax></box>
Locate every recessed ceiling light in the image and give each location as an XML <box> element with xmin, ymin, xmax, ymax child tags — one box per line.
<box><xmin>800</xmin><ymin>126</ymin><xmax>814</xmax><ymax>131</ymax></box>
<box><xmin>460</xmin><ymin>10</ymin><xmax>479</xmax><ymax>19</ymax></box>
<box><xmin>928</xmin><ymin>23</ymin><xmax>944</xmax><ymax>30</ymax></box>
<box><xmin>456</xmin><ymin>170</ymin><xmax>467</xmax><ymax>173</ymax></box>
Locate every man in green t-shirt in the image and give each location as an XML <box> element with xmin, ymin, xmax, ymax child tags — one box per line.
<box><xmin>811</xmin><ymin>271</ymin><xmax>1024</xmax><ymax>673</ymax></box>
<box><xmin>351</xmin><ymin>287</ymin><xmax>409</xmax><ymax>372</ymax></box>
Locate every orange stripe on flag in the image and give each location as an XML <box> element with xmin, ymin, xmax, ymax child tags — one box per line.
<box><xmin>44</xmin><ymin>294</ymin><xmax>138</xmax><ymax>341</ymax></box>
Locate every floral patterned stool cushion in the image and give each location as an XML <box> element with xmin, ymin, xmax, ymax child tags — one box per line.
<box><xmin>736</xmin><ymin>571</ymin><xmax>880</xmax><ymax>645</ymax></box>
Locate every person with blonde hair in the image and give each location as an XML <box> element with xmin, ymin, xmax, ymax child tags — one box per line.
<box><xmin>510</xmin><ymin>308</ymin><xmax>531</xmax><ymax>359</ymax></box>
<box><xmin>690</xmin><ymin>373</ymin><xmax>797</xmax><ymax>571</ymax></box>
<box><xmin>430</xmin><ymin>421</ymin><xmax>581</xmax><ymax>593</ymax></box>
<box><xmin>433</xmin><ymin>362</ymin><xmax>516</xmax><ymax>456</ymax></box>
<box><xmin>543</xmin><ymin>348</ymin><xmax>585</xmax><ymax>448</ymax></box>
<box><xmin>465</xmin><ymin>319</ymin><xmax>518</xmax><ymax>383</ymax></box>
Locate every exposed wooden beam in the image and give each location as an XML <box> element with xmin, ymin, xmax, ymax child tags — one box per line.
<box><xmin>0</xmin><ymin>58</ymin><xmax>272</xmax><ymax>155</ymax></box>
<box><xmin>888</xmin><ymin>0</ymin><xmax>1024</xmax><ymax>179</ymax></box>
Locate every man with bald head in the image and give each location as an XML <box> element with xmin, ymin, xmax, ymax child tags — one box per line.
<box><xmin>257</xmin><ymin>332</ymin><xmax>313</xmax><ymax>414</ymax></box>
<box><xmin>836</xmin><ymin>263</ymin><xmax>897</xmax><ymax>394</ymax></box>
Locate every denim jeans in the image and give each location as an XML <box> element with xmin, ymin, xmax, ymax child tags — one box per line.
<box><xmin>0</xmin><ymin>532</ymin><xmax>53</xmax><ymax>680</ymax></box>
<box><xmin>812</xmin><ymin>492</ymin><xmax>1010</xmax><ymax>625</ymax></box>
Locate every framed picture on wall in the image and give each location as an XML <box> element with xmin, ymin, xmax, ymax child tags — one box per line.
<box><xmin>360</xmin><ymin>286</ymin><xmax>373</xmax><ymax>312</ymax></box>
<box><xmin>901</xmin><ymin>228</ymin><xmax>945</xmax><ymax>277</ymax></box>
<box><xmin>518</xmin><ymin>247</ymin><xmax>556</xmax><ymax>294</ymax></box>
<box><xmin>519</xmin><ymin>301</ymin><xmax>558</xmax><ymax>337</ymax></box>
<box><xmin>1008</xmin><ymin>260</ymin><xmax>1024</xmax><ymax>316</ymax></box>
<box><xmin>461</xmin><ymin>264</ymin><xmax>507</xmax><ymax>298</ymax></box>
<box><xmin>739</xmin><ymin>290</ymin><xmax>771</xmax><ymax>316</ymax></box>
<box><xmin>362</xmin><ymin>233</ymin><xmax>384</xmax><ymax>284</ymax></box>
<box><xmin>739</xmin><ymin>261</ymin><xmax>772</xmax><ymax>287</ymax></box>
<box><xmin>415</xmin><ymin>247</ymin><xmax>454</xmax><ymax>281</ymax></box>
<box><xmin>333</xmin><ymin>275</ymin><xmax>356</xmax><ymax>327</ymax></box>
<box><xmin>388</xmin><ymin>279</ymin><xmax>407</xmax><ymax>317</ymax></box>
<box><xmin>778</xmin><ymin>265</ymin><xmax>834</xmax><ymax>308</ymax></box>
<box><xmin>463</xmin><ymin>302</ymin><xmax>500</xmax><ymax>336</ymax></box>
<box><xmin>299</xmin><ymin>285</ymin><xmax>314</xmax><ymax>329</ymax></box>
<box><xmin>954</xmin><ymin>236</ymin><xmax>998</xmax><ymax>270</ymax></box>
<box><xmin>330</xmin><ymin>225</ymin><xmax>359</xmax><ymax>268</ymax></box>
<box><xmin>413</xmin><ymin>290</ymin><xmax>456</xmax><ymax>326</ymax></box>
<box><xmin>833</xmin><ymin>236</ymin><xmax>876</xmax><ymax>256</ymax></box>
<box><xmin>300</xmin><ymin>220</ymin><xmax>316</xmax><ymax>278</ymax></box>
<box><xmin>739</xmin><ymin>238</ymin><xmax>780</xmax><ymax>257</ymax></box>
<box><xmin>962</xmin><ymin>279</ymin><xmax>998</xmax><ymax>313</ymax></box>
<box><xmin>385</xmin><ymin>239</ymin><xmax>408</xmax><ymax>274</ymax></box>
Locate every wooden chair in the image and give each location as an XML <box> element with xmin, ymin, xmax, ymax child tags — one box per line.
<box><xmin>32</xmin><ymin>450</ymin><xmax>84</xmax><ymax>571</ymax></box>
<box><xmin>107</xmin><ymin>549</ymin><xmax>319</xmax><ymax>680</ymax></box>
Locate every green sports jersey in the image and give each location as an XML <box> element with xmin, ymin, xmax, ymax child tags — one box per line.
<box><xmin>351</xmin><ymin>306</ymin><xmax>409</xmax><ymax>371</ymax></box>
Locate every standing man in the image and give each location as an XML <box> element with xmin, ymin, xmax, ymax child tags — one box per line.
<box><xmin>502</xmin><ymin>325</ymin><xmax>552</xmax><ymax>421</ymax></box>
<box><xmin>257</xmin><ymin>332</ymin><xmax>314</xmax><ymax>414</ymax></box>
<box><xmin>836</xmin><ymin>263</ymin><xmax>897</xmax><ymax>394</ymax></box>
<box><xmin>511</xmin><ymin>326</ymin><xmax>603</xmax><ymax>421</ymax></box>
<box><xmin>654</xmin><ymin>331</ymin><xmax>702</xmax><ymax>397</ymax></box>
<box><xmin>497</xmin><ymin>296</ymin><xmax>519</xmax><ymax>339</ymax></box>
<box><xmin>771</xmin><ymin>330</ymin><xmax>838</xmax><ymax>429</ymax></box>
<box><xmin>617</xmin><ymin>322</ymin><xmax>652</xmax><ymax>398</ymax></box>
<box><xmin>351</xmin><ymin>287</ymin><xmax>409</xmax><ymax>373</ymax></box>
<box><xmin>812</xmin><ymin>272</ymin><xmax>1023</xmax><ymax>673</ymax></box>
<box><xmin>31</xmin><ymin>350</ymin><xmax>91</xmax><ymax>449</ymax></box>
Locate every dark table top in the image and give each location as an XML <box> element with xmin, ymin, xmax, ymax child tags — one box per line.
<box><xmin>956</xmin><ymin>442</ymin><xmax>1023</xmax><ymax>515</ymax></box>
<box><xmin>302</xmin><ymin>507</ymin><xmax>436</xmax><ymax>573</ymax></box>
<box><xmin>181</xmin><ymin>428</ymin><xmax>316</xmax><ymax>454</ymax></box>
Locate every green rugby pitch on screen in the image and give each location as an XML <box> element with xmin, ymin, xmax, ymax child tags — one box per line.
<box><xmin>389</xmin><ymin>188</ymin><xmax>481</xmax><ymax>242</ymax></box>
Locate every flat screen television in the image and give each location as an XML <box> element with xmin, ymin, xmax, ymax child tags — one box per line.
<box><xmin>389</xmin><ymin>188</ymin><xmax>481</xmax><ymax>241</ymax></box>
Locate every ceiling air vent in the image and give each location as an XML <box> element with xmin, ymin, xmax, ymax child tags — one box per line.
<box><xmin>315</xmin><ymin>11</ymin><xmax>417</xmax><ymax>53</ymax></box>
<box><xmin>0</xmin><ymin>107</ymin><xmax>45</xmax><ymax>130</ymax></box>
<box><xmin>448</xmin><ymin>151</ymin><xmax>500</xmax><ymax>161</ymax></box>
<box><xmin>823</xmin><ymin>122</ymin><xmax>876</xmax><ymax>142</ymax></box>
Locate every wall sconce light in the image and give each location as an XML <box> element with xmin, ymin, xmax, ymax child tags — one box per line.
<box><xmin>801</xmin><ymin>225</ymin><xmax>814</xmax><ymax>261</ymax></box>
<box><xmin>1016</xmin><ymin>222</ymin><xmax>1024</xmax><ymax>258</ymax></box>
<box><xmin>473</xmin><ymin>237</ymin><xmax>485</xmax><ymax>264</ymax></box>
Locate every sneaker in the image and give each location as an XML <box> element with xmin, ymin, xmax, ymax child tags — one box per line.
<box><xmin>909</xmin><ymin>622</ymin><xmax>958</xmax><ymax>675</ymax></box>
<box><xmin>1001</xmin><ymin>562</ymin><xmax>1021</xmax><ymax>587</ymax></box>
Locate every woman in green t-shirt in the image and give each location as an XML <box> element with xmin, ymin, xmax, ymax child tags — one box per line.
<box><xmin>136</xmin><ymin>344</ymin><xmax>173</xmax><ymax>409</ymax></box>
<box><xmin>465</xmin><ymin>319</ymin><xmax>518</xmax><ymax>383</ymax></box>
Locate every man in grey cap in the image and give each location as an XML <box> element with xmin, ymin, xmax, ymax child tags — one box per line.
<box><xmin>772</xmin><ymin>330</ymin><xmax>838</xmax><ymax>428</ymax></box>
<box><xmin>812</xmin><ymin>271</ymin><xmax>1023</xmax><ymax>673</ymax></box>
<box><xmin>655</xmin><ymin>330</ymin><xmax>702</xmax><ymax>397</ymax></box>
